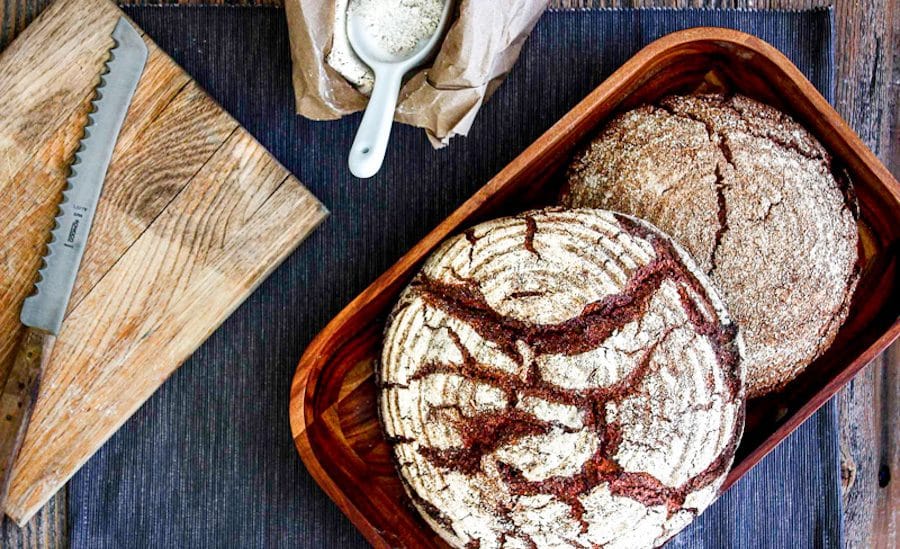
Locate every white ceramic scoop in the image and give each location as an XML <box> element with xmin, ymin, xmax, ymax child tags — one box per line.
<box><xmin>346</xmin><ymin>1</ymin><xmax>454</xmax><ymax>178</ymax></box>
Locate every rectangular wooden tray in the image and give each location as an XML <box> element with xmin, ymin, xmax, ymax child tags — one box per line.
<box><xmin>289</xmin><ymin>27</ymin><xmax>900</xmax><ymax>548</ymax></box>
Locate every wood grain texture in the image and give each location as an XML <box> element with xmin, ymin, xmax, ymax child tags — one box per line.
<box><xmin>289</xmin><ymin>27</ymin><xmax>900</xmax><ymax>548</ymax></box>
<box><xmin>0</xmin><ymin>0</ymin><xmax>894</xmax><ymax>548</ymax></box>
<box><xmin>830</xmin><ymin>0</ymin><xmax>898</xmax><ymax>546</ymax></box>
<box><xmin>0</xmin><ymin>0</ymin><xmax>326</xmax><ymax>538</ymax></box>
<box><xmin>0</xmin><ymin>328</ymin><xmax>53</xmax><ymax>515</ymax></box>
<box><xmin>0</xmin><ymin>488</ymin><xmax>65</xmax><ymax>548</ymax></box>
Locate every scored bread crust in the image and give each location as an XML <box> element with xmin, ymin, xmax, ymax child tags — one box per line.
<box><xmin>378</xmin><ymin>208</ymin><xmax>745</xmax><ymax>549</ymax></box>
<box><xmin>562</xmin><ymin>94</ymin><xmax>859</xmax><ymax>398</ymax></box>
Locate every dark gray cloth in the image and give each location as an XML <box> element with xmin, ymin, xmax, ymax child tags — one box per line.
<box><xmin>69</xmin><ymin>7</ymin><xmax>842</xmax><ymax>548</ymax></box>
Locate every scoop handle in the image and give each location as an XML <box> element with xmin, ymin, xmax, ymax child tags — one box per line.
<box><xmin>348</xmin><ymin>65</ymin><xmax>404</xmax><ymax>178</ymax></box>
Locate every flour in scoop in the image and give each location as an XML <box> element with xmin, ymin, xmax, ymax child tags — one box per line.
<box><xmin>350</xmin><ymin>0</ymin><xmax>444</xmax><ymax>56</ymax></box>
<box><xmin>327</xmin><ymin>0</ymin><xmax>445</xmax><ymax>95</ymax></box>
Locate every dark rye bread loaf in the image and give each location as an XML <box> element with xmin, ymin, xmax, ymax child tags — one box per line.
<box><xmin>562</xmin><ymin>94</ymin><xmax>859</xmax><ymax>398</ymax></box>
<box><xmin>379</xmin><ymin>209</ymin><xmax>745</xmax><ymax>549</ymax></box>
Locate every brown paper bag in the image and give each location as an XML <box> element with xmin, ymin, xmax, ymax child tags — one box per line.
<box><xmin>284</xmin><ymin>0</ymin><xmax>550</xmax><ymax>148</ymax></box>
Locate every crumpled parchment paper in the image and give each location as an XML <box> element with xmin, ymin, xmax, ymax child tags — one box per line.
<box><xmin>284</xmin><ymin>0</ymin><xmax>550</xmax><ymax>147</ymax></box>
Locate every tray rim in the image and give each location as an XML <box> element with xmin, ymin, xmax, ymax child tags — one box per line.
<box><xmin>289</xmin><ymin>26</ymin><xmax>900</xmax><ymax>547</ymax></box>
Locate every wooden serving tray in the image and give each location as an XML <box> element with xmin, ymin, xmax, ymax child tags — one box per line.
<box><xmin>289</xmin><ymin>28</ymin><xmax>900</xmax><ymax>548</ymax></box>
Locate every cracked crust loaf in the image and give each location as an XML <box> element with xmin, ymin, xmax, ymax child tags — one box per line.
<box><xmin>379</xmin><ymin>208</ymin><xmax>745</xmax><ymax>549</ymax></box>
<box><xmin>561</xmin><ymin>94</ymin><xmax>859</xmax><ymax>398</ymax></box>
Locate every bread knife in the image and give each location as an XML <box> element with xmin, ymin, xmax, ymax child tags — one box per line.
<box><xmin>0</xmin><ymin>18</ymin><xmax>147</xmax><ymax>514</ymax></box>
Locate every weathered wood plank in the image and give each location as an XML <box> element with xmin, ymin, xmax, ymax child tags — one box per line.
<box><xmin>828</xmin><ymin>0</ymin><xmax>897</xmax><ymax>545</ymax></box>
<box><xmin>0</xmin><ymin>489</ymin><xmax>65</xmax><ymax>548</ymax></box>
<box><xmin>873</xmin><ymin>346</ymin><xmax>898</xmax><ymax>548</ymax></box>
<box><xmin>0</xmin><ymin>0</ymin><xmax>894</xmax><ymax>547</ymax></box>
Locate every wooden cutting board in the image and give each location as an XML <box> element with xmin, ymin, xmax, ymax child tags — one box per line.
<box><xmin>0</xmin><ymin>0</ymin><xmax>327</xmax><ymax>524</ymax></box>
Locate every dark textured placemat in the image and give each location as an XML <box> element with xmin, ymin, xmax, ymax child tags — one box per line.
<box><xmin>68</xmin><ymin>6</ymin><xmax>842</xmax><ymax>548</ymax></box>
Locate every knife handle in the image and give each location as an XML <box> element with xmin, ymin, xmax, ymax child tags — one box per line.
<box><xmin>0</xmin><ymin>327</ymin><xmax>55</xmax><ymax>513</ymax></box>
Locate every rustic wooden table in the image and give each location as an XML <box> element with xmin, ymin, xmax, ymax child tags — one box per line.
<box><xmin>0</xmin><ymin>0</ymin><xmax>895</xmax><ymax>547</ymax></box>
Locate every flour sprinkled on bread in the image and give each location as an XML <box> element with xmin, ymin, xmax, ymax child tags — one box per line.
<box><xmin>379</xmin><ymin>209</ymin><xmax>745</xmax><ymax>548</ymax></box>
<box><xmin>563</xmin><ymin>94</ymin><xmax>858</xmax><ymax>397</ymax></box>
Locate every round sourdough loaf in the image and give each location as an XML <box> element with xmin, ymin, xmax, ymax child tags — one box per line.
<box><xmin>562</xmin><ymin>94</ymin><xmax>858</xmax><ymax>398</ymax></box>
<box><xmin>379</xmin><ymin>208</ymin><xmax>745</xmax><ymax>549</ymax></box>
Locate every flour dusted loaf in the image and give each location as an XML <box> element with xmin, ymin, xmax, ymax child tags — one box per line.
<box><xmin>562</xmin><ymin>94</ymin><xmax>859</xmax><ymax>398</ymax></box>
<box><xmin>379</xmin><ymin>209</ymin><xmax>745</xmax><ymax>549</ymax></box>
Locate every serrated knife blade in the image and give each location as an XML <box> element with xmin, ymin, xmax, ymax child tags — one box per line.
<box><xmin>21</xmin><ymin>18</ymin><xmax>147</xmax><ymax>334</ymax></box>
<box><xmin>0</xmin><ymin>17</ymin><xmax>147</xmax><ymax>514</ymax></box>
